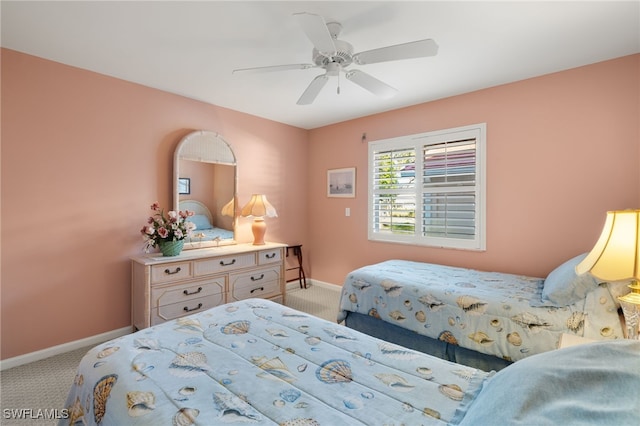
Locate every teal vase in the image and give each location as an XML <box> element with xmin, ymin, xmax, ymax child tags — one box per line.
<box><xmin>159</xmin><ymin>240</ymin><xmax>184</xmax><ymax>256</ymax></box>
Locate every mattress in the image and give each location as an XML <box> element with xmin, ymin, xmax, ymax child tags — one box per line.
<box><xmin>338</xmin><ymin>260</ymin><xmax>624</xmax><ymax>362</ymax></box>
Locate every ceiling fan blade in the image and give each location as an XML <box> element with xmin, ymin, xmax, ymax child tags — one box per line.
<box><xmin>297</xmin><ymin>74</ymin><xmax>329</xmax><ymax>105</ymax></box>
<box><xmin>293</xmin><ymin>12</ymin><xmax>337</xmax><ymax>56</ymax></box>
<box><xmin>345</xmin><ymin>70</ymin><xmax>397</xmax><ymax>99</ymax></box>
<box><xmin>233</xmin><ymin>64</ymin><xmax>315</xmax><ymax>74</ymax></box>
<box><xmin>354</xmin><ymin>39</ymin><xmax>438</xmax><ymax>65</ymax></box>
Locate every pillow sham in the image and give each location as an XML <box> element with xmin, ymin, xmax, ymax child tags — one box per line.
<box><xmin>189</xmin><ymin>214</ymin><xmax>213</xmax><ymax>230</ymax></box>
<box><xmin>457</xmin><ymin>340</ymin><xmax>640</xmax><ymax>425</ymax></box>
<box><xmin>530</xmin><ymin>253</ymin><xmax>598</xmax><ymax>307</ymax></box>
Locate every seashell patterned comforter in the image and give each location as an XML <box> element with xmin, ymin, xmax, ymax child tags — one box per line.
<box><xmin>338</xmin><ymin>260</ymin><xmax>624</xmax><ymax>363</ymax></box>
<box><xmin>60</xmin><ymin>299</ymin><xmax>492</xmax><ymax>425</ymax></box>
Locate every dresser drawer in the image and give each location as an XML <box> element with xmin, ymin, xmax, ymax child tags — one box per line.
<box><xmin>229</xmin><ymin>267</ymin><xmax>280</xmax><ymax>301</ymax></box>
<box><xmin>151</xmin><ymin>278</ymin><xmax>225</xmax><ymax>308</ymax></box>
<box><xmin>194</xmin><ymin>253</ymin><xmax>256</xmax><ymax>276</ymax></box>
<box><xmin>150</xmin><ymin>293</ymin><xmax>224</xmax><ymax>325</ymax></box>
<box><xmin>258</xmin><ymin>248</ymin><xmax>282</xmax><ymax>265</ymax></box>
<box><xmin>150</xmin><ymin>262</ymin><xmax>192</xmax><ymax>284</ymax></box>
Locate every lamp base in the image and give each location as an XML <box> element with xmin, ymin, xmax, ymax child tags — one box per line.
<box><xmin>618</xmin><ymin>280</ymin><xmax>640</xmax><ymax>340</ymax></box>
<box><xmin>251</xmin><ymin>217</ymin><xmax>266</xmax><ymax>245</ymax></box>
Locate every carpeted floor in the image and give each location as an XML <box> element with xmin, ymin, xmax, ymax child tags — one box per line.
<box><xmin>0</xmin><ymin>282</ymin><xmax>341</xmax><ymax>425</ymax></box>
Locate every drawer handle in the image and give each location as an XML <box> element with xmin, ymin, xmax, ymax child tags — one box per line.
<box><xmin>250</xmin><ymin>286</ymin><xmax>265</xmax><ymax>294</ymax></box>
<box><xmin>251</xmin><ymin>274</ymin><xmax>265</xmax><ymax>281</ymax></box>
<box><xmin>265</xmin><ymin>253</ymin><xmax>276</xmax><ymax>259</ymax></box>
<box><xmin>183</xmin><ymin>287</ymin><xmax>203</xmax><ymax>296</ymax></box>
<box><xmin>220</xmin><ymin>259</ymin><xmax>236</xmax><ymax>266</ymax></box>
<box><xmin>164</xmin><ymin>267</ymin><xmax>182</xmax><ymax>275</ymax></box>
<box><xmin>183</xmin><ymin>303</ymin><xmax>203</xmax><ymax>312</ymax></box>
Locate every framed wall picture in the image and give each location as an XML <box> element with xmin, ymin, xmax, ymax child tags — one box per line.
<box><xmin>327</xmin><ymin>167</ymin><xmax>356</xmax><ymax>198</ymax></box>
<box><xmin>178</xmin><ymin>178</ymin><xmax>191</xmax><ymax>195</ymax></box>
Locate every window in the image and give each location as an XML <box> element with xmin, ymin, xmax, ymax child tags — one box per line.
<box><xmin>368</xmin><ymin>123</ymin><xmax>486</xmax><ymax>250</ymax></box>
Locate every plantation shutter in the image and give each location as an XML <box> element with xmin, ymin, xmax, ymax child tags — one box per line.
<box><xmin>371</xmin><ymin>146</ymin><xmax>417</xmax><ymax>236</ymax></box>
<box><xmin>368</xmin><ymin>123</ymin><xmax>485</xmax><ymax>250</ymax></box>
<box><xmin>421</xmin><ymin>138</ymin><xmax>477</xmax><ymax>239</ymax></box>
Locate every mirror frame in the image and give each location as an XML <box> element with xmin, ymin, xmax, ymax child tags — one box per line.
<box><xmin>173</xmin><ymin>130</ymin><xmax>237</xmax><ymax>249</ymax></box>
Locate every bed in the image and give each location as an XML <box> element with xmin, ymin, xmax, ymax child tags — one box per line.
<box><xmin>180</xmin><ymin>200</ymin><xmax>234</xmax><ymax>243</ymax></box>
<box><xmin>338</xmin><ymin>255</ymin><xmax>626</xmax><ymax>371</ymax></box>
<box><xmin>60</xmin><ymin>299</ymin><xmax>638</xmax><ymax>425</ymax></box>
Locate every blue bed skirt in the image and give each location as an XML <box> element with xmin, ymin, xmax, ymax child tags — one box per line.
<box><xmin>344</xmin><ymin>311</ymin><xmax>512</xmax><ymax>372</ymax></box>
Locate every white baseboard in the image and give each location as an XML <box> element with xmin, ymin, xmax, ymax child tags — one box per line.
<box><xmin>0</xmin><ymin>326</ymin><xmax>131</xmax><ymax>371</ymax></box>
<box><xmin>2</xmin><ymin>281</ymin><xmax>343</xmax><ymax>371</ymax></box>
<box><xmin>286</xmin><ymin>278</ymin><xmax>342</xmax><ymax>292</ymax></box>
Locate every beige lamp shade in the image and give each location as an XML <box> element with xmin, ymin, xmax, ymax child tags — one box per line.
<box><xmin>575</xmin><ymin>210</ymin><xmax>640</xmax><ymax>281</ymax></box>
<box><xmin>221</xmin><ymin>198</ymin><xmax>236</xmax><ymax>217</ymax></box>
<box><xmin>241</xmin><ymin>194</ymin><xmax>278</xmax><ymax>218</ymax></box>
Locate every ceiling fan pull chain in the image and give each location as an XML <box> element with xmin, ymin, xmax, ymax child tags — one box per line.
<box><xmin>337</xmin><ymin>72</ymin><xmax>341</xmax><ymax>95</ymax></box>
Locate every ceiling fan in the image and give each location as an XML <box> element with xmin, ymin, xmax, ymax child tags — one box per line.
<box><xmin>232</xmin><ymin>12</ymin><xmax>438</xmax><ymax>105</ymax></box>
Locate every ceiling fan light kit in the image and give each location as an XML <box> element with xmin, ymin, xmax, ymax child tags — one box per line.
<box><xmin>233</xmin><ymin>12</ymin><xmax>438</xmax><ymax>105</ymax></box>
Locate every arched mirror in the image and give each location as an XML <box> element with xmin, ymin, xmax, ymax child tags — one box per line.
<box><xmin>174</xmin><ymin>130</ymin><xmax>237</xmax><ymax>249</ymax></box>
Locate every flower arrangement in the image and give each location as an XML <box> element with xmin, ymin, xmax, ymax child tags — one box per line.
<box><xmin>140</xmin><ymin>202</ymin><xmax>196</xmax><ymax>252</ymax></box>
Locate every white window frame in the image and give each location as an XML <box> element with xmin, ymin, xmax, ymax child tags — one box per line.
<box><xmin>368</xmin><ymin>123</ymin><xmax>486</xmax><ymax>251</ymax></box>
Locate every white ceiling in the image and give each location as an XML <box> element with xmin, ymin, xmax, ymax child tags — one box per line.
<box><xmin>2</xmin><ymin>1</ymin><xmax>639</xmax><ymax>129</ymax></box>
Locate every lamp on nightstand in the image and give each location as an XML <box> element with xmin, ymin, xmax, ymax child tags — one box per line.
<box><xmin>576</xmin><ymin>209</ymin><xmax>640</xmax><ymax>339</ymax></box>
<box><xmin>241</xmin><ymin>194</ymin><xmax>278</xmax><ymax>245</ymax></box>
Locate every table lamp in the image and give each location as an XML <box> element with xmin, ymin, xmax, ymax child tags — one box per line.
<box><xmin>576</xmin><ymin>209</ymin><xmax>640</xmax><ymax>339</ymax></box>
<box><xmin>241</xmin><ymin>194</ymin><xmax>277</xmax><ymax>245</ymax></box>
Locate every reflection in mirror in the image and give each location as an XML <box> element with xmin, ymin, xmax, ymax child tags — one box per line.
<box><xmin>174</xmin><ymin>130</ymin><xmax>237</xmax><ymax>249</ymax></box>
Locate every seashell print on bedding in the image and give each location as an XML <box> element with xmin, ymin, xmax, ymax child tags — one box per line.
<box><xmin>418</xmin><ymin>294</ymin><xmax>445</xmax><ymax>311</ymax></box>
<box><xmin>97</xmin><ymin>346</ymin><xmax>119</xmax><ymax>358</ymax></box>
<box><xmin>378</xmin><ymin>342</ymin><xmax>420</xmax><ymax>359</ymax></box>
<box><xmin>266</xmin><ymin>328</ymin><xmax>289</xmax><ymax>338</ymax></box>
<box><xmin>374</xmin><ymin>373</ymin><xmax>415</xmax><ymax>391</ymax></box>
<box><xmin>67</xmin><ymin>397</ymin><xmax>84</xmax><ymax>425</ymax></box>
<box><xmin>439</xmin><ymin>384</ymin><xmax>464</xmax><ymax>401</ymax></box>
<box><xmin>168</xmin><ymin>352</ymin><xmax>210</xmax><ymax>377</ymax></box>
<box><xmin>368</xmin><ymin>308</ymin><xmax>381</xmax><ymax>319</ymax></box>
<box><xmin>351</xmin><ymin>278</ymin><xmax>372</xmax><ymax>291</ymax></box>
<box><xmin>279</xmin><ymin>389</ymin><xmax>302</xmax><ymax>403</ymax></box>
<box><xmin>173</xmin><ymin>407</ymin><xmax>199</xmax><ymax>426</ymax></box>
<box><xmin>316</xmin><ymin>359</ymin><xmax>353</xmax><ymax>384</ymax></box>
<box><xmin>220</xmin><ymin>320</ymin><xmax>251</xmax><ymax>335</ymax></box>
<box><xmin>281</xmin><ymin>310</ymin><xmax>309</xmax><ymax>320</ymax></box>
<box><xmin>254</xmin><ymin>357</ymin><xmax>297</xmax><ymax>383</ymax></box>
<box><xmin>379</xmin><ymin>279</ymin><xmax>403</xmax><ymax>296</ymax></box>
<box><xmin>456</xmin><ymin>295</ymin><xmax>488</xmax><ymax>315</ymax></box>
<box><xmin>323</xmin><ymin>327</ymin><xmax>357</xmax><ymax>341</ymax></box>
<box><xmin>388</xmin><ymin>310</ymin><xmax>407</xmax><ymax>322</ymax></box>
<box><xmin>438</xmin><ymin>330</ymin><xmax>459</xmax><ymax>345</ymax></box>
<box><xmin>134</xmin><ymin>338</ymin><xmax>160</xmax><ymax>351</ymax></box>
<box><xmin>126</xmin><ymin>391</ymin><xmax>156</xmax><ymax>417</ymax></box>
<box><xmin>212</xmin><ymin>392</ymin><xmax>262</xmax><ymax>422</ymax></box>
<box><xmin>423</xmin><ymin>407</ymin><xmax>442</xmax><ymax>419</ymax></box>
<box><xmin>174</xmin><ymin>318</ymin><xmax>204</xmax><ymax>333</ymax></box>
<box><xmin>468</xmin><ymin>331</ymin><xmax>494</xmax><ymax>346</ymax></box>
<box><xmin>507</xmin><ymin>332</ymin><xmax>522</xmax><ymax>346</ymax></box>
<box><xmin>280</xmin><ymin>419</ymin><xmax>320</xmax><ymax>426</ymax></box>
<box><xmin>93</xmin><ymin>374</ymin><xmax>117</xmax><ymax>424</ymax></box>
<box><xmin>565</xmin><ymin>311</ymin><xmax>587</xmax><ymax>333</ymax></box>
<box><xmin>510</xmin><ymin>312</ymin><xmax>552</xmax><ymax>333</ymax></box>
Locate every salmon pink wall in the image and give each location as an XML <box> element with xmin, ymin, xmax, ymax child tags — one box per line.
<box><xmin>307</xmin><ymin>54</ymin><xmax>640</xmax><ymax>285</ymax></box>
<box><xmin>1</xmin><ymin>49</ymin><xmax>309</xmax><ymax>359</ymax></box>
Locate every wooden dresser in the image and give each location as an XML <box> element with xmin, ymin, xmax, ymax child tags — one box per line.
<box><xmin>131</xmin><ymin>242</ymin><xmax>286</xmax><ymax>330</ymax></box>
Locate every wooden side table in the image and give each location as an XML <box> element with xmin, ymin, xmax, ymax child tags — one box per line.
<box><xmin>285</xmin><ymin>244</ymin><xmax>307</xmax><ymax>289</ymax></box>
